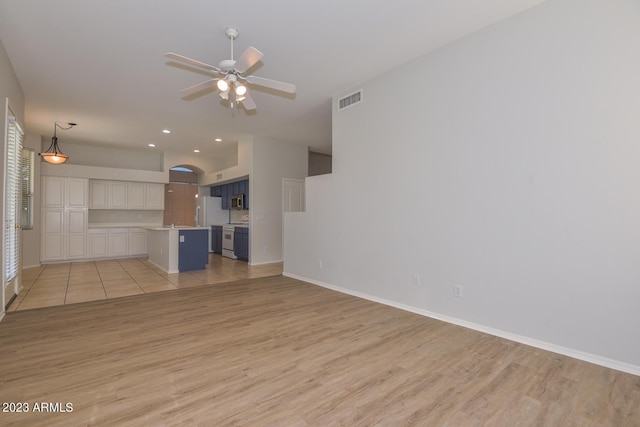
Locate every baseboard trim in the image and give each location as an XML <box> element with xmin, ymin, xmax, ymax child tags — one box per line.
<box><xmin>22</xmin><ymin>263</ymin><xmax>42</xmax><ymax>270</ymax></box>
<box><xmin>249</xmin><ymin>259</ymin><xmax>283</xmax><ymax>266</ymax></box>
<box><xmin>283</xmin><ymin>271</ymin><xmax>640</xmax><ymax>377</ymax></box>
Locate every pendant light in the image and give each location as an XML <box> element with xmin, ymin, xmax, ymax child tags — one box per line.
<box><xmin>40</xmin><ymin>122</ymin><xmax>76</xmax><ymax>164</ymax></box>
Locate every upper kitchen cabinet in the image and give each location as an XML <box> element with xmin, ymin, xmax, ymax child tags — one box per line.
<box><xmin>126</xmin><ymin>182</ymin><xmax>146</xmax><ymax>209</ymax></box>
<box><xmin>89</xmin><ymin>180</ymin><xmax>165</xmax><ymax>210</ymax></box>
<box><xmin>210</xmin><ymin>179</ymin><xmax>249</xmax><ymax>210</ymax></box>
<box><xmin>145</xmin><ymin>183</ymin><xmax>165</xmax><ymax>210</ymax></box>
<box><xmin>43</xmin><ymin>177</ymin><xmax>88</xmax><ymax>209</ymax></box>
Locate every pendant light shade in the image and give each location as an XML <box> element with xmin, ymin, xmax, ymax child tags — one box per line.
<box><xmin>40</xmin><ymin>122</ymin><xmax>76</xmax><ymax>164</ymax></box>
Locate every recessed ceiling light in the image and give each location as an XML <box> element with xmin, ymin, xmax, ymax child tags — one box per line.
<box><xmin>148</xmin><ymin>143</ymin><xmax>156</xmax><ymax>147</ymax></box>
<box><xmin>193</xmin><ymin>149</ymin><xmax>200</xmax><ymax>153</ymax></box>
<box><xmin>162</xmin><ymin>129</ymin><xmax>171</xmax><ymax>134</ymax></box>
<box><xmin>214</xmin><ymin>138</ymin><xmax>222</xmax><ymax>142</ymax></box>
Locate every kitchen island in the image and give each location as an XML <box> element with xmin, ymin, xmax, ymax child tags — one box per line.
<box><xmin>145</xmin><ymin>226</ymin><xmax>209</xmax><ymax>273</ymax></box>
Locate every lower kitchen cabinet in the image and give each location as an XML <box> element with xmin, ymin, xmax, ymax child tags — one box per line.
<box><xmin>129</xmin><ymin>228</ymin><xmax>148</xmax><ymax>255</ymax></box>
<box><xmin>88</xmin><ymin>227</ymin><xmax>148</xmax><ymax>259</ymax></box>
<box><xmin>88</xmin><ymin>232</ymin><xmax>109</xmax><ymax>258</ymax></box>
<box><xmin>234</xmin><ymin>227</ymin><xmax>249</xmax><ymax>262</ymax></box>
<box><xmin>211</xmin><ymin>226</ymin><xmax>223</xmax><ymax>254</ymax></box>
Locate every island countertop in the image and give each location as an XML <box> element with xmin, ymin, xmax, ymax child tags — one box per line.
<box><xmin>144</xmin><ymin>226</ymin><xmax>210</xmax><ymax>231</ymax></box>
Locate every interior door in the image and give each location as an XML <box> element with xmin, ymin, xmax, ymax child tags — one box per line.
<box><xmin>282</xmin><ymin>178</ymin><xmax>305</xmax><ymax>212</ymax></box>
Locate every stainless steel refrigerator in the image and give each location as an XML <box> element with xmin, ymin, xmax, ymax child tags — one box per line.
<box><xmin>195</xmin><ymin>196</ymin><xmax>229</xmax><ymax>252</ymax></box>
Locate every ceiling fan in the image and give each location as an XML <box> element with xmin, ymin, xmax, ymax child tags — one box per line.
<box><xmin>165</xmin><ymin>27</ymin><xmax>296</xmax><ymax>111</ymax></box>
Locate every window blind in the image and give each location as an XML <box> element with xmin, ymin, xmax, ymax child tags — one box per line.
<box><xmin>5</xmin><ymin>115</ymin><xmax>23</xmax><ymax>283</ymax></box>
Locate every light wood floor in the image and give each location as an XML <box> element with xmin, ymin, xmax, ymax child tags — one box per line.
<box><xmin>10</xmin><ymin>255</ymin><xmax>283</xmax><ymax>311</ymax></box>
<box><xmin>0</xmin><ymin>275</ymin><xmax>638</xmax><ymax>426</ymax></box>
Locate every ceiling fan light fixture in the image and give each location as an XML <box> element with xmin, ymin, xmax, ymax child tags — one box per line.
<box><xmin>216</xmin><ymin>78</ymin><xmax>229</xmax><ymax>92</ymax></box>
<box><xmin>234</xmin><ymin>83</ymin><xmax>247</xmax><ymax>96</ymax></box>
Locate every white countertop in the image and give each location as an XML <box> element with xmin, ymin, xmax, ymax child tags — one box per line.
<box><xmin>145</xmin><ymin>226</ymin><xmax>210</xmax><ymax>231</ymax></box>
<box><xmin>88</xmin><ymin>223</ymin><xmax>162</xmax><ymax>229</ymax></box>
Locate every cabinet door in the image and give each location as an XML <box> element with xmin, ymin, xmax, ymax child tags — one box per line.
<box><xmin>42</xmin><ymin>176</ymin><xmax>65</xmax><ymax>208</ymax></box>
<box><xmin>129</xmin><ymin>230</ymin><xmax>148</xmax><ymax>255</ymax></box>
<box><xmin>67</xmin><ymin>234</ymin><xmax>87</xmax><ymax>259</ymax></box>
<box><xmin>88</xmin><ymin>233</ymin><xmax>109</xmax><ymax>258</ymax></box>
<box><xmin>242</xmin><ymin>180</ymin><xmax>249</xmax><ymax>209</ymax></box>
<box><xmin>67</xmin><ymin>178</ymin><xmax>89</xmax><ymax>208</ymax></box>
<box><xmin>42</xmin><ymin>209</ymin><xmax>64</xmax><ymax>234</ymax></box>
<box><xmin>212</xmin><ymin>226</ymin><xmax>222</xmax><ymax>253</ymax></box>
<box><xmin>42</xmin><ymin>234</ymin><xmax>65</xmax><ymax>261</ymax></box>
<box><xmin>109</xmin><ymin>182</ymin><xmax>128</xmax><ymax>209</ymax></box>
<box><xmin>145</xmin><ymin>183</ymin><xmax>165</xmax><ymax>210</ymax></box>
<box><xmin>109</xmin><ymin>232</ymin><xmax>129</xmax><ymax>257</ymax></box>
<box><xmin>127</xmin><ymin>183</ymin><xmax>146</xmax><ymax>209</ymax></box>
<box><xmin>89</xmin><ymin>180</ymin><xmax>109</xmax><ymax>209</ymax></box>
<box><xmin>221</xmin><ymin>185</ymin><xmax>230</xmax><ymax>209</ymax></box>
<box><xmin>41</xmin><ymin>209</ymin><xmax>65</xmax><ymax>261</ymax></box>
<box><xmin>232</xmin><ymin>181</ymin><xmax>241</xmax><ymax>196</ymax></box>
<box><xmin>66</xmin><ymin>209</ymin><xmax>87</xmax><ymax>259</ymax></box>
<box><xmin>67</xmin><ymin>210</ymin><xmax>87</xmax><ymax>234</ymax></box>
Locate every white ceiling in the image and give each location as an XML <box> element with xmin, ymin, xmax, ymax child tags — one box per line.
<box><xmin>0</xmin><ymin>0</ymin><xmax>546</xmax><ymax>160</ymax></box>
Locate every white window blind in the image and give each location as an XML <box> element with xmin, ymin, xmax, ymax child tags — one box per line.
<box><xmin>5</xmin><ymin>114</ymin><xmax>23</xmax><ymax>283</ymax></box>
<box><xmin>21</xmin><ymin>148</ymin><xmax>34</xmax><ymax>230</ymax></box>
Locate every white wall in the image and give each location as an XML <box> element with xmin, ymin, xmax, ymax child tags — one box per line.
<box><xmin>284</xmin><ymin>0</ymin><xmax>640</xmax><ymax>373</ymax></box>
<box><xmin>22</xmin><ymin>133</ymin><xmax>42</xmax><ymax>268</ymax></box>
<box><xmin>251</xmin><ymin>136</ymin><xmax>307</xmax><ymax>265</ymax></box>
<box><xmin>50</xmin><ymin>139</ymin><xmax>164</xmax><ymax>171</ymax></box>
<box><xmin>201</xmin><ymin>136</ymin><xmax>252</xmax><ymax>186</ymax></box>
<box><xmin>0</xmin><ymin>37</ymin><xmax>25</xmax><ymax>313</ymax></box>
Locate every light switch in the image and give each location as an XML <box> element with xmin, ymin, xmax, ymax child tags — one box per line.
<box><xmin>180</xmin><ymin>235</ymin><xmax>185</xmax><ymax>242</ymax></box>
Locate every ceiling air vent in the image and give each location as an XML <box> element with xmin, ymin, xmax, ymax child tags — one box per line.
<box><xmin>338</xmin><ymin>90</ymin><xmax>362</xmax><ymax>110</ymax></box>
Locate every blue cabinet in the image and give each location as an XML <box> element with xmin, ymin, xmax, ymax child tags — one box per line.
<box><xmin>210</xmin><ymin>179</ymin><xmax>249</xmax><ymax>210</ymax></box>
<box><xmin>211</xmin><ymin>226</ymin><xmax>222</xmax><ymax>254</ymax></box>
<box><xmin>234</xmin><ymin>227</ymin><xmax>249</xmax><ymax>261</ymax></box>
<box><xmin>178</xmin><ymin>229</ymin><xmax>209</xmax><ymax>271</ymax></box>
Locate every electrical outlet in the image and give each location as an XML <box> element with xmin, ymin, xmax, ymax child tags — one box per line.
<box><xmin>318</xmin><ymin>259</ymin><xmax>323</xmax><ymax>269</ymax></box>
<box><xmin>412</xmin><ymin>273</ymin><xmax>421</xmax><ymax>286</ymax></box>
<box><xmin>454</xmin><ymin>284</ymin><xmax>464</xmax><ymax>298</ymax></box>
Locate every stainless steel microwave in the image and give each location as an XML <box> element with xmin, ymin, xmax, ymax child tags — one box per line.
<box><xmin>231</xmin><ymin>194</ymin><xmax>244</xmax><ymax>210</ymax></box>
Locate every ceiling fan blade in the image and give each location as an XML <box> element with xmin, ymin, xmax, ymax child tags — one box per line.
<box><xmin>241</xmin><ymin>92</ymin><xmax>257</xmax><ymax>111</ymax></box>
<box><xmin>234</xmin><ymin>46</ymin><xmax>263</xmax><ymax>74</ymax></box>
<box><xmin>164</xmin><ymin>52</ymin><xmax>221</xmax><ymax>73</ymax></box>
<box><xmin>180</xmin><ymin>79</ymin><xmax>218</xmax><ymax>97</ymax></box>
<box><xmin>246</xmin><ymin>75</ymin><xmax>296</xmax><ymax>94</ymax></box>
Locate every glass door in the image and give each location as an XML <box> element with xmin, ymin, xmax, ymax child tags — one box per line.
<box><xmin>4</xmin><ymin>103</ymin><xmax>23</xmax><ymax>309</ymax></box>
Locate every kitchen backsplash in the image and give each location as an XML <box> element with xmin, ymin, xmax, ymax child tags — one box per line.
<box><xmin>88</xmin><ymin>210</ymin><xmax>163</xmax><ymax>225</ymax></box>
<box><xmin>229</xmin><ymin>209</ymin><xmax>249</xmax><ymax>223</ymax></box>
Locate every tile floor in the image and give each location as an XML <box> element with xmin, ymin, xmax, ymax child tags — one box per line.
<box><xmin>9</xmin><ymin>254</ymin><xmax>283</xmax><ymax>311</ymax></box>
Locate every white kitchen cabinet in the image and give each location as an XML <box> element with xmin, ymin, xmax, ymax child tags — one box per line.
<box><xmin>109</xmin><ymin>228</ymin><xmax>130</xmax><ymax>257</ymax></box>
<box><xmin>89</xmin><ymin>180</ymin><xmax>109</xmax><ymax>209</ymax></box>
<box><xmin>127</xmin><ymin>183</ymin><xmax>146</xmax><ymax>209</ymax></box>
<box><xmin>110</xmin><ymin>182</ymin><xmax>128</xmax><ymax>209</ymax></box>
<box><xmin>41</xmin><ymin>209</ymin><xmax>65</xmax><ymax>260</ymax></box>
<box><xmin>90</xmin><ymin>180</ymin><xmax>128</xmax><ymax>209</ymax></box>
<box><xmin>42</xmin><ymin>176</ymin><xmax>65</xmax><ymax>208</ymax></box>
<box><xmin>88</xmin><ymin>230</ymin><xmax>109</xmax><ymax>258</ymax></box>
<box><xmin>129</xmin><ymin>228</ymin><xmax>148</xmax><ymax>255</ymax></box>
<box><xmin>67</xmin><ymin>178</ymin><xmax>89</xmax><ymax>208</ymax></box>
<box><xmin>41</xmin><ymin>176</ymin><xmax>89</xmax><ymax>262</ymax></box>
<box><xmin>89</xmin><ymin>180</ymin><xmax>165</xmax><ymax>210</ymax></box>
<box><xmin>144</xmin><ymin>183</ymin><xmax>165</xmax><ymax>210</ymax></box>
<box><xmin>66</xmin><ymin>209</ymin><xmax>87</xmax><ymax>259</ymax></box>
